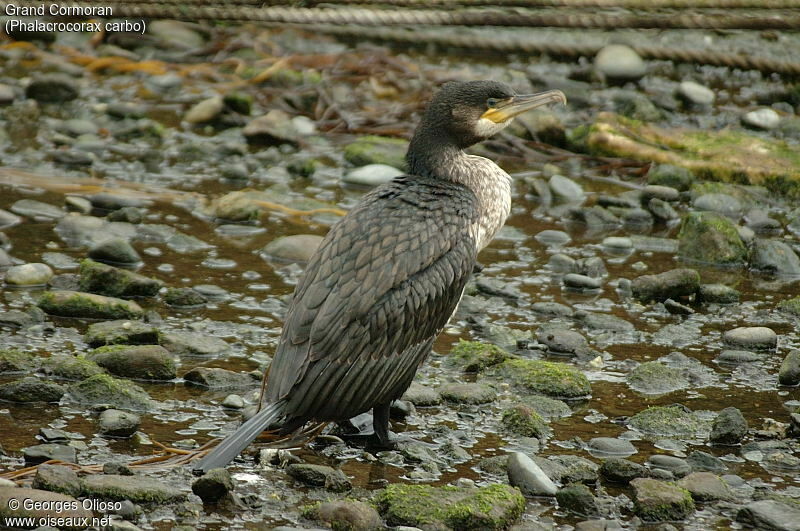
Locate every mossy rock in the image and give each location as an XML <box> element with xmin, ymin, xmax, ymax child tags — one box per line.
<box><xmin>521</xmin><ymin>395</ymin><xmax>572</xmax><ymax>419</ymax></box>
<box><xmin>0</xmin><ymin>377</ymin><xmax>65</xmax><ymax>403</ymax></box>
<box><xmin>376</xmin><ymin>483</ymin><xmax>525</xmax><ymax>530</ymax></box>
<box><xmin>302</xmin><ymin>499</ymin><xmax>383</xmax><ymax>531</ymax></box>
<box><xmin>447</xmin><ymin>340</ymin><xmax>512</xmax><ymax>373</ymax></box>
<box><xmin>777</xmin><ymin>296</ymin><xmax>800</xmax><ymax>317</ymax></box>
<box><xmin>628</xmin><ymin>405</ymin><xmax>711</xmax><ymax>438</ymax></box>
<box><xmin>344</xmin><ymin>135</ymin><xmax>408</xmax><ymax>169</ymax></box>
<box><xmin>488</xmin><ymin>359</ymin><xmax>591</xmax><ymax>399</ymax></box>
<box><xmin>87</xmin><ymin>345</ymin><xmax>177</xmax><ymax>381</ymax></box>
<box><xmin>41</xmin><ymin>355</ymin><xmax>105</xmax><ymax>381</ymax></box>
<box><xmin>82</xmin><ymin>474</ymin><xmax>183</xmax><ymax>503</ymax></box>
<box><xmin>677</xmin><ymin>212</ymin><xmax>747</xmax><ymax>265</ymax></box>
<box><xmin>501</xmin><ymin>404</ymin><xmax>549</xmax><ymax>438</ymax></box>
<box><xmin>627</xmin><ymin>361</ymin><xmax>689</xmax><ymax>395</ymax></box>
<box><xmin>38</xmin><ymin>290</ymin><xmax>144</xmax><ymax>320</ymax></box>
<box><xmin>646</xmin><ymin>164</ymin><xmax>695</xmax><ymax>191</ymax></box>
<box><xmin>79</xmin><ymin>259</ymin><xmax>163</xmax><ymax>298</ymax></box>
<box><xmin>0</xmin><ymin>348</ymin><xmax>36</xmax><ymax>373</ymax></box>
<box><xmin>586</xmin><ymin>112</ymin><xmax>800</xmax><ymax>197</ymax></box>
<box><xmin>85</xmin><ymin>319</ymin><xmax>160</xmax><ymax>347</ymax></box>
<box><xmin>67</xmin><ymin>374</ymin><xmax>154</xmax><ymax>411</ymax></box>
<box><xmin>631</xmin><ymin>478</ymin><xmax>695</xmax><ymax>522</ymax></box>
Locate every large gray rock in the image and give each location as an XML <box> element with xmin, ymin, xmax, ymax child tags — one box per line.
<box><xmin>749</xmin><ymin>240</ymin><xmax>800</xmax><ymax>275</ymax></box>
<box><xmin>630</xmin><ymin>478</ymin><xmax>694</xmax><ymax>522</ymax></box>
<box><xmin>5</xmin><ymin>263</ymin><xmax>53</xmax><ymax>286</ymax></box>
<box><xmin>595</xmin><ymin>44</ymin><xmax>646</xmax><ymax>80</ymax></box>
<box><xmin>507</xmin><ymin>451</ymin><xmax>557</xmax><ymax>496</ymax></box>
<box><xmin>736</xmin><ymin>500</ymin><xmax>800</xmax><ymax>531</ymax></box>
<box><xmin>678</xmin><ymin>212</ymin><xmax>746</xmax><ymax>265</ymax></box>
<box><xmin>710</xmin><ymin>407</ymin><xmax>747</xmax><ymax>445</ymax></box>
<box><xmin>631</xmin><ymin>268</ymin><xmax>699</xmax><ymax>302</ymax></box>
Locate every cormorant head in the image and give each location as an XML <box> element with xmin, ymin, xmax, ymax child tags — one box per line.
<box><xmin>418</xmin><ymin>80</ymin><xmax>566</xmax><ymax>148</ymax></box>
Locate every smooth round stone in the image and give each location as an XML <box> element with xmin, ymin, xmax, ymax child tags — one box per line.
<box><xmin>5</xmin><ymin>263</ymin><xmax>53</xmax><ymax>286</ymax></box>
<box><xmin>722</xmin><ymin>327</ymin><xmax>777</xmax><ymax>350</ymax></box>
<box><xmin>549</xmin><ymin>174</ymin><xmax>584</xmax><ymax>202</ymax></box>
<box><xmin>594</xmin><ymin>44</ymin><xmax>646</xmax><ymax>80</ymax></box>
<box><xmin>678</xmin><ymin>80</ymin><xmax>715</xmax><ymax>106</ymax></box>
<box><xmin>97</xmin><ymin>409</ymin><xmax>140</xmax><ymax>438</ymax></box>
<box><xmin>535</xmin><ymin>230</ymin><xmax>571</xmax><ymax>246</ymax></box>
<box><xmin>343</xmin><ymin>164</ymin><xmax>404</xmax><ymax>187</ymax></box>
<box><xmin>602</xmin><ymin>236</ymin><xmax>633</xmax><ymax>250</ymax></box>
<box><xmin>743</xmin><ymin>108</ymin><xmax>780</xmax><ymax>130</ymax></box>
<box><xmin>563</xmin><ymin>273</ymin><xmax>602</xmax><ymax>290</ymax></box>
<box><xmin>587</xmin><ymin>437</ymin><xmax>637</xmax><ymax>457</ymax></box>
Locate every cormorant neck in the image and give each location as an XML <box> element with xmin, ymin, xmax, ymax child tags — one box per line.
<box><xmin>406</xmin><ymin>128</ymin><xmax>472</xmax><ymax>182</ymax></box>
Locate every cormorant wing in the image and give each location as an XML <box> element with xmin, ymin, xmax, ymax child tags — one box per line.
<box><xmin>265</xmin><ymin>176</ymin><xmax>480</xmax><ymax>419</ymax></box>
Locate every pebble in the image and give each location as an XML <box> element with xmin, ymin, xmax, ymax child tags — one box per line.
<box><xmin>587</xmin><ymin>437</ymin><xmax>636</xmax><ymax>457</ymax></box>
<box><xmin>507</xmin><ymin>451</ymin><xmax>557</xmax><ymax>496</ymax></box>
<box><xmin>4</xmin><ymin>263</ymin><xmax>53</xmax><ymax>286</ymax></box>
<box><xmin>261</xmin><ymin>234</ymin><xmax>323</xmax><ymax>263</ymax></box>
<box><xmin>534</xmin><ymin>229</ymin><xmax>571</xmax><ymax>246</ymax></box>
<box><xmin>602</xmin><ymin>236</ymin><xmax>633</xmax><ymax>251</ymax></box>
<box><xmin>779</xmin><ymin>350</ymin><xmax>800</xmax><ymax>386</ymax></box>
<box><xmin>647</xmin><ymin>455</ymin><xmax>691</xmax><ymax>478</ymax></box>
<box><xmin>563</xmin><ymin>273</ymin><xmax>602</xmax><ymax>290</ymax></box>
<box><xmin>594</xmin><ymin>44</ymin><xmax>646</xmax><ymax>80</ymax></box>
<box><xmin>343</xmin><ymin>163</ymin><xmax>403</xmax><ymax>187</ymax></box>
<box><xmin>221</xmin><ymin>394</ymin><xmax>245</xmax><ymax>409</ymax></box>
<box><xmin>26</xmin><ymin>74</ymin><xmax>79</xmax><ymax>103</ymax></box>
<box><xmin>87</xmin><ymin>237</ymin><xmax>141</xmax><ymax>265</ymax></box>
<box><xmin>742</xmin><ymin>108</ymin><xmax>780</xmax><ymax>130</ymax></box>
<box><xmin>710</xmin><ymin>407</ymin><xmax>748</xmax><ymax>445</ymax></box>
<box><xmin>185</xmin><ymin>96</ymin><xmax>224</xmax><ymax>123</ymax></box>
<box><xmin>0</xmin><ymin>83</ymin><xmax>16</xmax><ymax>104</ymax></box>
<box><xmin>736</xmin><ymin>500</ymin><xmax>800</xmax><ymax>531</ymax></box>
<box><xmin>692</xmin><ymin>193</ymin><xmax>742</xmax><ymax>218</ymax></box>
<box><xmin>97</xmin><ymin>409</ymin><xmax>141</xmax><ymax>438</ymax></box>
<box><xmin>549</xmin><ymin>174</ymin><xmax>584</xmax><ymax>202</ymax></box>
<box><xmin>10</xmin><ymin>199</ymin><xmax>65</xmax><ymax>220</ymax></box>
<box><xmin>677</xmin><ymin>80</ymin><xmax>715</xmax><ymax>106</ymax></box>
<box><xmin>722</xmin><ymin>326</ymin><xmax>777</xmax><ymax>350</ymax></box>
<box><xmin>641</xmin><ymin>185</ymin><xmax>680</xmax><ymax>203</ymax></box>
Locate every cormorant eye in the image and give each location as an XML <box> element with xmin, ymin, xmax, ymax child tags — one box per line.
<box><xmin>486</xmin><ymin>98</ymin><xmax>500</xmax><ymax>108</ymax></box>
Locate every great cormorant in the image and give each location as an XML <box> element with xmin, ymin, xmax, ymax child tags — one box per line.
<box><xmin>193</xmin><ymin>80</ymin><xmax>566</xmax><ymax>474</ymax></box>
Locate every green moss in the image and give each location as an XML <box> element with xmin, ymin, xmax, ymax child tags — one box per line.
<box><xmin>0</xmin><ymin>348</ymin><xmax>36</xmax><ymax>373</ymax></box>
<box><xmin>222</xmin><ymin>91</ymin><xmax>253</xmax><ymax>115</ymax></box>
<box><xmin>82</xmin><ymin>475</ymin><xmax>183</xmax><ymax>503</ymax></box>
<box><xmin>376</xmin><ymin>483</ymin><xmax>524</xmax><ymax>530</ymax></box>
<box><xmin>778</xmin><ymin>296</ymin><xmax>800</xmax><ymax>316</ymax></box>
<box><xmin>501</xmin><ymin>404</ymin><xmax>549</xmax><ymax>438</ymax></box>
<box><xmin>448</xmin><ymin>340</ymin><xmax>511</xmax><ymax>373</ymax></box>
<box><xmin>490</xmin><ymin>358</ymin><xmax>591</xmax><ymax>398</ymax></box>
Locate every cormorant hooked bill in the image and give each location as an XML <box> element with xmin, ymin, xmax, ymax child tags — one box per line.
<box><xmin>193</xmin><ymin>80</ymin><xmax>566</xmax><ymax>474</ymax></box>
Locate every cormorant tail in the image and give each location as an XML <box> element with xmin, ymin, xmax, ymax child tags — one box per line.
<box><xmin>192</xmin><ymin>400</ymin><xmax>285</xmax><ymax>475</ymax></box>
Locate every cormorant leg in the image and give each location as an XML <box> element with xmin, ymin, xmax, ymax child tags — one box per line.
<box><xmin>371</xmin><ymin>402</ymin><xmax>393</xmax><ymax>448</ymax></box>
